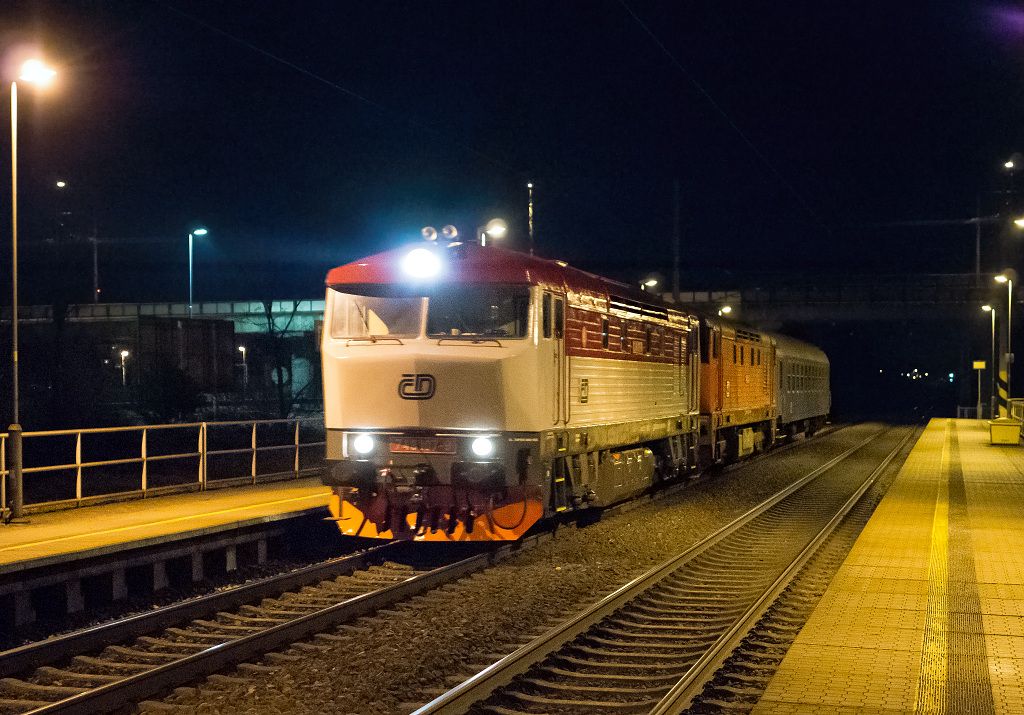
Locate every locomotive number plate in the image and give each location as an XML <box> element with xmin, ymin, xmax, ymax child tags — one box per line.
<box><xmin>389</xmin><ymin>437</ymin><xmax>457</xmax><ymax>454</ymax></box>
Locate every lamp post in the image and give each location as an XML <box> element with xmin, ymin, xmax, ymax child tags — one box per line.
<box><xmin>983</xmin><ymin>305</ymin><xmax>997</xmax><ymax>418</ymax></box>
<box><xmin>119</xmin><ymin>350</ymin><xmax>130</xmax><ymax>386</ymax></box>
<box><xmin>7</xmin><ymin>59</ymin><xmax>56</xmax><ymax>520</ymax></box>
<box><xmin>188</xmin><ymin>227</ymin><xmax>208</xmax><ymax>317</ymax></box>
<box><xmin>996</xmin><ymin>273</ymin><xmax>1014</xmax><ymax>414</ymax></box>
<box><xmin>238</xmin><ymin>345</ymin><xmax>248</xmax><ymax>389</ymax></box>
<box><xmin>478</xmin><ymin>218</ymin><xmax>507</xmax><ymax>247</ymax></box>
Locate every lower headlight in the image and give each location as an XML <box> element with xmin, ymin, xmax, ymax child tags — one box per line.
<box><xmin>471</xmin><ymin>436</ymin><xmax>494</xmax><ymax>458</ymax></box>
<box><xmin>352</xmin><ymin>434</ymin><xmax>375</xmax><ymax>456</ymax></box>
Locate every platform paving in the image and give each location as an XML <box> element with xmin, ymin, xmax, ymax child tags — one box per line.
<box><xmin>0</xmin><ymin>478</ymin><xmax>330</xmax><ymax>575</ymax></box>
<box><xmin>754</xmin><ymin>418</ymin><xmax>1024</xmax><ymax>714</ymax></box>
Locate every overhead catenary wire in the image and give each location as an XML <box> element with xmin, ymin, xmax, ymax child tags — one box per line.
<box><xmin>616</xmin><ymin>0</ymin><xmax>832</xmax><ymax>235</ymax></box>
<box><xmin>158</xmin><ymin>2</ymin><xmax>523</xmax><ymax>176</ymax></box>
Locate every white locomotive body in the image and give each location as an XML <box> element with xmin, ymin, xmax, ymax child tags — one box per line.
<box><xmin>321</xmin><ymin>242</ymin><xmax>702</xmax><ymax>541</ymax></box>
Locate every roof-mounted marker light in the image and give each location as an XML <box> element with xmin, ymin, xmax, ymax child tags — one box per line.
<box><xmin>442</xmin><ymin>225</ymin><xmax>459</xmax><ymax>239</ymax></box>
<box><xmin>402</xmin><ymin>247</ymin><xmax>441</xmax><ymax>279</ymax></box>
<box><xmin>421</xmin><ymin>226</ymin><xmax>438</xmax><ymax>242</ymax></box>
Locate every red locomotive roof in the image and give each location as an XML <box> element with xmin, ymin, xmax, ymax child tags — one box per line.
<box><xmin>325</xmin><ymin>243</ymin><xmax>624</xmax><ymax>297</ymax></box>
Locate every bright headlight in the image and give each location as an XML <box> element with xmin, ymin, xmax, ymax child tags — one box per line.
<box><xmin>471</xmin><ymin>437</ymin><xmax>494</xmax><ymax>458</ymax></box>
<box><xmin>352</xmin><ymin>434</ymin><xmax>375</xmax><ymax>455</ymax></box>
<box><xmin>401</xmin><ymin>247</ymin><xmax>441</xmax><ymax>279</ymax></box>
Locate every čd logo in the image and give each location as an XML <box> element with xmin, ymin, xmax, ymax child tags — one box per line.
<box><xmin>398</xmin><ymin>374</ymin><xmax>436</xmax><ymax>400</ymax></box>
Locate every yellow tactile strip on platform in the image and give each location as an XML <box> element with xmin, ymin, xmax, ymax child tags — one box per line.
<box><xmin>754</xmin><ymin>419</ymin><xmax>1024</xmax><ymax>714</ymax></box>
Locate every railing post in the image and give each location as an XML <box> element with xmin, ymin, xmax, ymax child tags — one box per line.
<box><xmin>75</xmin><ymin>431</ymin><xmax>83</xmax><ymax>503</ymax></box>
<box><xmin>198</xmin><ymin>423</ymin><xmax>207</xmax><ymax>490</ymax></box>
<box><xmin>1</xmin><ymin>435</ymin><xmax>6</xmax><ymax>514</ymax></box>
<box><xmin>141</xmin><ymin>428</ymin><xmax>148</xmax><ymax>493</ymax></box>
<box><xmin>293</xmin><ymin>419</ymin><xmax>300</xmax><ymax>478</ymax></box>
<box><xmin>250</xmin><ymin>421</ymin><xmax>257</xmax><ymax>484</ymax></box>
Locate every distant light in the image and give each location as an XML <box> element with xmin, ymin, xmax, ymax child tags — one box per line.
<box><xmin>238</xmin><ymin>345</ymin><xmax>246</xmax><ymax>354</ymax></box>
<box><xmin>924</xmin><ymin>372</ymin><xmax>929</xmax><ymax>377</ymax></box>
<box><xmin>983</xmin><ymin>304</ymin><xmax>993</xmax><ymax>312</ymax></box>
<box><xmin>471</xmin><ymin>436</ymin><xmax>494</xmax><ymax>458</ymax></box>
<box><xmin>402</xmin><ymin>247</ymin><xmax>441</xmax><ymax>279</ymax></box>
<box><xmin>193</xmin><ymin>228</ymin><xmax>208</xmax><ymax>236</ymax></box>
<box><xmin>56</xmin><ymin>180</ymin><xmax>66</xmax><ymax>188</ymax></box>
<box><xmin>527</xmin><ymin>182</ymin><xmax>534</xmax><ymax>189</ymax></box>
<box><xmin>352</xmin><ymin>434</ymin><xmax>375</xmax><ymax>455</ymax></box>
<box><xmin>19</xmin><ymin>59</ymin><xmax>56</xmax><ymax>86</ymax></box>
<box><xmin>996</xmin><ymin>274</ymin><xmax>1009</xmax><ymax>284</ymax></box>
<box><xmin>949</xmin><ymin>372</ymin><xmax>955</xmax><ymax>378</ymax></box>
<box><xmin>879</xmin><ymin>369</ymin><xmax>883</xmax><ymax>373</ymax></box>
<box><xmin>913</xmin><ymin>368</ymin><xmax>918</xmax><ymax>373</ymax></box>
<box><xmin>1015</xmin><ymin>218</ymin><xmax>1024</xmax><ymax>228</ymax></box>
<box><xmin>1007</xmin><ymin>160</ymin><xmax>1016</xmax><ymax>169</ymax></box>
<box><xmin>484</xmin><ymin>218</ymin><xmax>508</xmax><ymax>239</ymax></box>
<box><xmin>119</xmin><ymin>350</ymin><xmax>130</xmax><ymax>358</ymax></box>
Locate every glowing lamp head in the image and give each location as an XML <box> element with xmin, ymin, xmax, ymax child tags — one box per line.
<box><xmin>719</xmin><ymin>305</ymin><xmax>733</xmax><ymax>315</ymax></box>
<box><xmin>19</xmin><ymin>59</ymin><xmax>56</xmax><ymax>86</ymax></box>
<box><xmin>192</xmin><ymin>228</ymin><xmax>208</xmax><ymax>237</ymax></box>
<box><xmin>56</xmin><ymin>180</ymin><xmax>67</xmax><ymax>188</ymax></box>
<box><xmin>643</xmin><ymin>278</ymin><xmax>658</xmax><ymax>288</ymax></box>
<box><xmin>1007</xmin><ymin>161</ymin><xmax>1016</xmax><ymax>170</ymax></box>
<box><xmin>996</xmin><ymin>274</ymin><xmax>1009</xmax><ymax>284</ymax></box>
<box><xmin>983</xmin><ymin>304</ymin><xmax>993</xmax><ymax>312</ymax></box>
<box><xmin>1015</xmin><ymin>218</ymin><xmax>1024</xmax><ymax>228</ymax></box>
<box><xmin>471</xmin><ymin>436</ymin><xmax>494</xmax><ymax>458</ymax></box>
<box><xmin>402</xmin><ymin>247</ymin><xmax>441</xmax><ymax>279</ymax></box>
<box><xmin>119</xmin><ymin>350</ymin><xmax>130</xmax><ymax>359</ymax></box>
<box><xmin>484</xmin><ymin>218</ymin><xmax>507</xmax><ymax>239</ymax></box>
<box><xmin>352</xmin><ymin>434</ymin><xmax>375</xmax><ymax>456</ymax></box>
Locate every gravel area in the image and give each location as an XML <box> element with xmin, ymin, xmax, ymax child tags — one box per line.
<box><xmin>157</xmin><ymin>424</ymin><xmax>883</xmax><ymax>715</ymax></box>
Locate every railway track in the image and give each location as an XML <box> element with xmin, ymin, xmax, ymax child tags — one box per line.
<box><xmin>0</xmin><ymin>539</ymin><xmax>538</xmax><ymax>715</ymax></box>
<box><xmin>413</xmin><ymin>425</ymin><xmax>915</xmax><ymax>715</ymax></box>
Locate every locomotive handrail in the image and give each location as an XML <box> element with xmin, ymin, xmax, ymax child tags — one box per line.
<box><xmin>0</xmin><ymin>417</ymin><xmax>326</xmax><ymax>515</ymax></box>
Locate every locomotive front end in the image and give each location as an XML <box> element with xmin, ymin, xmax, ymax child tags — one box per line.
<box><xmin>320</xmin><ymin>244</ymin><xmax>545</xmax><ymax>541</ymax></box>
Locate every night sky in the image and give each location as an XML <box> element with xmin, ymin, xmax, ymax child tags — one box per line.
<box><xmin>2</xmin><ymin>1</ymin><xmax>1024</xmax><ymax>304</ymax></box>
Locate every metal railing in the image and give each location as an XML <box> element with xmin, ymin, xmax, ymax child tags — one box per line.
<box><xmin>0</xmin><ymin>417</ymin><xmax>325</xmax><ymax>514</ymax></box>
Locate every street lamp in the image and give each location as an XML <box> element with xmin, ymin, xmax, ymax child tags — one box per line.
<box><xmin>718</xmin><ymin>305</ymin><xmax>733</xmax><ymax>316</ymax></box>
<box><xmin>119</xmin><ymin>349</ymin><xmax>130</xmax><ymax>386</ymax></box>
<box><xmin>984</xmin><ymin>304</ymin><xmax>997</xmax><ymax>418</ymax></box>
<box><xmin>478</xmin><ymin>218</ymin><xmax>507</xmax><ymax>247</ymax></box>
<box><xmin>188</xmin><ymin>227</ymin><xmax>208</xmax><ymax>317</ymax></box>
<box><xmin>641</xmin><ymin>278</ymin><xmax>658</xmax><ymax>291</ymax></box>
<box><xmin>7</xmin><ymin>57</ymin><xmax>56</xmax><ymax>520</ymax></box>
<box><xmin>996</xmin><ymin>273</ymin><xmax>1014</xmax><ymax>412</ymax></box>
<box><xmin>238</xmin><ymin>345</ymin><xmax>248</xmax><ymax>389</ymax></box>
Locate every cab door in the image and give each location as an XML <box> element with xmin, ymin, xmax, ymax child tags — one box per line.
<box><xmin>544</xmin><ymin>288</ymin><xmax>569</xmax><ymax>424</ymax></box>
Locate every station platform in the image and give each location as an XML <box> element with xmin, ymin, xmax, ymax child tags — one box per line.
<box><xmin>0</xmin><ymin>478</ymin><xmax>330</xmax><ymax>576</ymax></box>
<box><xmin>755</xmin><ymin>418</ymin><xmax>1024</xmax><ymax>713</ymax></box>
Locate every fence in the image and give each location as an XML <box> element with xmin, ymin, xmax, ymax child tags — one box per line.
<box><xmin>0</xmin><ymin>417</ymin><xmax>325</xmax><ymax>514</ymax></box>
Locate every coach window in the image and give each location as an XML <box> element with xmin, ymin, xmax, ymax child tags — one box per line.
<box><xmin>542</xmin><ymin>294</ymin><xmax>552</xmax><ymax>339</ymax></box>
<box><xmin>602</xmin><ymin>319</ymin><xmax>609</xmax><ymax>349</ymax></box>
<box><xmin>554</xmin><ymin>298</ymin><xmax>564</xmax><ymax>339</ymax></box>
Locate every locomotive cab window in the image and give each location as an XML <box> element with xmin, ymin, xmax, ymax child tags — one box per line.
<box><xmin>601</xmin><ymin>319</ymin><xmax>609</xmax><ymax>349</ymax></box>
<box><xmin>554</xmin><ymin>298</ymin><xmax>564</xmax><ymax>339</ymax></box>
<box><xmin>329</xmin><ymin>287</ymin><xmax>423</xmax><ymax>339</ymax></box>
<box><xmin>427</xmin><ymin>285</ymin><xmax>530</xmax><ymax>338</ymax></box>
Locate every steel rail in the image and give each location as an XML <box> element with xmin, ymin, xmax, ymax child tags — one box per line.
<box><xmin>11</xmin><ymin>535</ymin><xmax>548</xmax><ymax>715</ymax></box>
<box><xmin>411</xmin><ymin>426</ymin><xmax>884</xmax><ymax>715</ymax></box>
<box><xmin>649</xmin><ymin>424</ymin><xmax>918</xmax><ymax>714</ymax></box>
<box><xmin>0</xmin><ymin>542</ymin><xmax>401</xmax><ymax>678</ymax></box>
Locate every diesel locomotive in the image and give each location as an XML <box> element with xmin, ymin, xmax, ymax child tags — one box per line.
<box><xmin>320</xmin><ymin>240</ymin><xmax>830</xmax><ymax>541</ymax></box>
